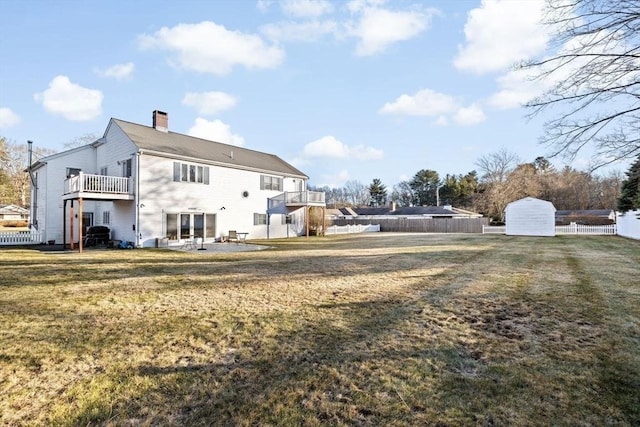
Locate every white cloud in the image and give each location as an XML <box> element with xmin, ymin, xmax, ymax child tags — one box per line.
<box><xmin>346</xmin><ymin>0</ymin><xmax>387</xmax><ymax>14</ymax></box>
<box><xmin>488</xmin><ymin>68</ymin><xmax>546</xmax><ymax>109</ymax></box>
<box><xmin>348</xmin><ymin>6</ymin><xmax>432</xmax><ymax>56</ymax></box>
<box><xmin>95</xmin><ymin>62</ymin><xmax>135</xmax><ymax>80</ymax></box>
<box><xmin>379</xmin><ymin>89</ymin><xmax>459</xmax><ymax>116</ymax></box>
<box><xmin>261</xmin><ymin>20</ymin><xmax>338</xmax><ymax>43</ymax></box>
<box><xmin>350</xmin><ymin>144</ymin><xmax>383</xmax><ymax>160</ymax></box>
<box><xmin>454</xmin><ymin>0</ymin><xmax>548</xmax><ymax>74</ymax></box>
<box><xmin>281</xmin><ymin>0</ymin><xmax>334</xmax><ymax>18</ymax></box>
<box><xmin>435</xmin><ymin>115</ymin><xmax>448</xmax><ymax>126</ymax></box>
<box><xmin>318</xmin><ymin>169</ymin><xmax>350</xmax><ymax>188</ymax></box>
<box><xmin>261</xmin><ymin>1</ymin><xmax>435</xmax><ymax>55</ymax></box>
<box><xmin>188</xmin><ymin>118</ymin><xmax>245</xmax><ymax>146</ymax></box>
<box><xmin>138</xmin><ymin>21</ymin><xmax>285</xmax><ymax>76</ymax></box>
<box><xmin>381</xmin><ymin>89</ymin><xmax>488</xmax><ymax>126</ymax></box>
<box><xmin>182</xmin><ymin>91</ymin><xmax>237</xmax><ymax>115</ymax></box>
<box><xmin>453</xmin><ymin>104</ymin><xmax>487</xmax><ymax>126</ymax></box>
<box><xmin>0</xmin><ymin>108</ymin><xmax>20</xmax><ymax>128</ymax></box>
<box><xmin>303</xmin><ymin>135</ymin><xmax>350</xmax><ymax>158</ymax></box>
<box><xmin>257</xmin><ymin>0</ymin><xmax>274</xmax><ymax>13</ymax></box>
<box><xmin>302</xmin><ymin>135</ymin><xmax>383</xmax><ymax>160</ymax></box>
<box><xmin>33</xmin><ymin>75</ymin><xmax>103</xmax><ymax>121</ymax></box>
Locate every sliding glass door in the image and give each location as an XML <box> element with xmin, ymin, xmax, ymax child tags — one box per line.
<box><xmin>166</xmin><ymin>213</ymin><xmax>216</xmax><ymax>241</ymax></box>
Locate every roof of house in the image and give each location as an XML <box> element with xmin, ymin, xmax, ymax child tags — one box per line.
<box><xmin>556</xmin><ymin>209</ymin><xmax>614</xmax><ymax>217</ymax></box>
<box><xmin>353</xmin><ymin>206</ymin><xmax>473</xmax><ymax>216</ymax></box>
<box><xmin>110</xmin><ymin>118</ymin><xmax>308</xmax><ymax>179</ymax></box>
<box><xmin>0</xmin><ymin>204</ymin><xmax>29</xmax><ymax>214</ymax></box>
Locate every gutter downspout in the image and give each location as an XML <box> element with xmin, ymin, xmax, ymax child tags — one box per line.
<box><xmin>135</xmin><ymin>153</ymin><xmax>141</xmax><ymax>247</ymax></box>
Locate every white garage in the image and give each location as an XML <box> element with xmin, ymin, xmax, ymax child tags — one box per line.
<box><xmin>505</xmin><ymin>197</ymin><xmax>556</xmax><ymax>237</ymax></box>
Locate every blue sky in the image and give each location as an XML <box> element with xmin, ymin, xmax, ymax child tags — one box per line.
<box><xmin>0</xmin><ymin>0</ymin><xmax>628</xmax><ymax>188</ymax></box>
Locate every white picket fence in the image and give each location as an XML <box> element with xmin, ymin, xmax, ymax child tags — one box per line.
<box><xmin>325</xmin><ymin>224</ymin><xmax>381</xmax><ymax>235</ymax></box>
<box><xmin>0</xmin><ymin>229</ymin><xmax>45</xmax><ymax>246</ymax></box>
<box><xmin>555</xmin><ymin>223</ymin><xmax>617</xmax><ymax>235</ymax></box>
<box><xmin>482</xmin><ymin>226</ymin><xmax>506</xmax><ymax>234</ymax></box>
<box><xmin>482</xmin><ymin>224</ymin><xmax>616</xmax><ymax>235</ymax></box>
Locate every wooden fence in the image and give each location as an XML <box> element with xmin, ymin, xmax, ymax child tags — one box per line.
<box><xmin>330</xmin><ymin>218</ymin><xmax>489</xmax><ymax>233</ymax></box>
<box><xmin>0</xmin><ymin>230</ymin><xmax>45</xmax><ymax>246</ymax></box>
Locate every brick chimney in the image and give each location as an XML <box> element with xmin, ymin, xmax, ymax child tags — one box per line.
<box><xmin>152</xmin><ymin>110</ymin><xmax>168</xmax><ymax>132</ymax></box>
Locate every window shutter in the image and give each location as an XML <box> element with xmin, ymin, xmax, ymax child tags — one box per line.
<box><xmin>204</xmin><ymin>167</ymin><xmax>210</xmax><ymax>185</ymax></box>
<box><xmin>173</xmin><ymin>162</ymin><xmax>180</xmax><ymax>182</ymax></box>
<box><xmin>260</xmin><ymin>175</ymin><xmax>265</xmax><ymax>190</ymax></box>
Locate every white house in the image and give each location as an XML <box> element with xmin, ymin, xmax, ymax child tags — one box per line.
<box><xmin>0</xmin><ymin>204</ymin><xmax>29</xmax><ymax>223</ymax></box>
<box><xmin>28</xmin><ymin>111</ymin><xmax>325</xmax><ymax>249</ymax></box>
<box><xmin>505</xmin><ymin>197</ymin><xmax>556</xmax><ymax>237</ymax></box>
<box><xmin>616</xmin><ymin>210</ymin><xmax>640</xmax><ymax>240</ymax></box>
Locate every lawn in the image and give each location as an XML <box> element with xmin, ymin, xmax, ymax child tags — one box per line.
<box><xmin>0</xmin><ymin>233</ymin><xmax>638</xmax><ymax>426</ymax></box>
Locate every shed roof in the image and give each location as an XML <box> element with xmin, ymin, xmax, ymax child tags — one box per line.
<box><xmin>110</xmin><ymin>118</ymin><xmax>308</xmax><ymax>179</ymax></box>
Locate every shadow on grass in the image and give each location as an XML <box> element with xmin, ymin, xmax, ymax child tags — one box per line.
<box><xmin>58</xmin><ymin>295</ymin><xmax>497</xmax><ymax>426</ymax></box>
<box><xmin>3</xmin><ymin>234</ymin><xmax>639</xmax><ymax>426</ymax></box>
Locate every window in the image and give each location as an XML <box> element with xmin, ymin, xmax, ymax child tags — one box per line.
<box><xmin>173</xmin><ymin>162</ymin><xmax>209</xmax><ymax>184</ymax></box>
<box><xmin>100</xmin><ymin>166</ymin><xmax>108</xmax><ymax>176</ymax></box>
<box><xmin>282</xmin><ymin>214</ymin><xmax>293</xmax><ymax>225</ymax></box>
<box><xmin>254</xmin><ymin>213</ymin><xmax>267</xmax><ymax>225</ymax></box>
<box><xmin>103</xmin><ymin>211</ymin><xmax>111</xmax><ymax>225</ymax></box>
<box><xmin>260</xmin><ymin>175</ymin><xmax>282</xmax><ymax>191</ymax></box>
<box><xmin>66</xmin><ymin>167</ymin><xmax>81</xmax><ymax>178</ymax></box>
<box><xmin>122</xmin><ymin>159</ymin><xmax>132</xmax><ymax>177</ymax></box>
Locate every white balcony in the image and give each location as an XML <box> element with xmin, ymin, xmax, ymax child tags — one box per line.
<box><xmin>267</xmin><ymin>190</ymin><xmax>325</xmax><ymax>213</ymax></box>
<box><xmin>63</xmin><ymin>172</ymin><xmax>134</xmax><ymax>201</ymax></box>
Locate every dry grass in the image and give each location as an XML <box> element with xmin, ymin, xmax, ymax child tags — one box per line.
<box><xmin>0</xmin><ymin>233</ymin><xmax>638</xmax><ymax>426</ymax></box>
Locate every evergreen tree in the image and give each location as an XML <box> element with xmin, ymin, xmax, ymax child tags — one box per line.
<box><xmin>409</xmin><ymin>169</ymin><xmax>440</xmax><ymax>206</ymax></box>
<box><xmin>617</xmin><ymin>155</ymin><xmax>640</xmax><ymax>212</ymax></box>
<box><xmin>368</xmin><ymin>178</ymin><xmax>387</xmax><ymax>206</ymax></box>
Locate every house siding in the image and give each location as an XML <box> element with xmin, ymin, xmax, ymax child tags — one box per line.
<box><xmin>98</xmin><ymin>123</ymin><xmax>138</xmax><ymax>179</ymax></box>
<box><xmin>505</xmin><ymin>197</ymin><xmax>556</xmax><ymax>237</ymax></box>
<box><xmin>616</xmin><ymin>210</ymin><xmax>640</xmax><ymax>240</ymax></box>
<box><xmin>33</xmin><ymin>146</ymin><xmax>97</xmax><ymax>244</ymax></box>
<box><xmin>135</xmin><ymin>153</ymin><xmax>307</xmax><ymax>246</ymax></box>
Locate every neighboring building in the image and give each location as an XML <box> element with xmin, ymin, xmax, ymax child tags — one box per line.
<box><xmin>505</xmin><ymin>197</ymin><xmax>556</xmax><ymax>237</ymax></box>
<box><xmin>28</xmin><ymin>111</ymin><xmax>325</xmax><ymax>248</ymax></box>
<box><xmin>0</xmin><ymin>204</ymin><xmax>29</xmax><ymax>223</ymax></box>
<box><xmin>616</xmin><ymin>209</ymin><xmax>640</xmax><ymax>240</ymax></box>
<box><xmin>555</xmin><ymin>209</ymin><xmax>615</xmax><ymax>225</ymax></box>
<box><xmin>349</xmin><ymin>203</ymin><xmax>483</xmax><ymax>219</ymax></box>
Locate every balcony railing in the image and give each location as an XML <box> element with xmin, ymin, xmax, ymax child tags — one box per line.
<box><xmin>283</xmin><ymin>190</ymin><xmax>325</xmax><ymax>205</ymax></box>
<box><xmin>64</xmin><ymin>173</ymin><xmax>131</xmax><ymax>196</ymax></box>
<box><xmin>268</xmin><ymin>190</ymin><xmax>325</xmax><ymax>213</ymax></box>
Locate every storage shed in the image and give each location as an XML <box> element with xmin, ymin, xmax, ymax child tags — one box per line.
<box><xmin>505</xmin><ymin>197</ymin><xmax>556</xmax><ymax>237</ymax></box>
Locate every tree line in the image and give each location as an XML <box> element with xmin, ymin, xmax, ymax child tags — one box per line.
<box><xmin>310</xmin><ymin>149</ymin><xmax>635</xmax><ymax>222</ymax></box>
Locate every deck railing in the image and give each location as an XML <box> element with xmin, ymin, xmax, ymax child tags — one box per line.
<box><xmin>64</xmin><ymin>173</ymin><xmax>130</xmax><ymax>195</ymax></box>
<box><xmin>282</xmin><ymin>191</ymin><xmax>325</xmax><ymax>205</ymax></box>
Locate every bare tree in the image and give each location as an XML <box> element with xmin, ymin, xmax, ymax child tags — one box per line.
<box><xmin>390</xmin><ymin>181</ymin><xmax>415</xmax><ymax>207</ymax></box>
<box><xmin>0</xmin><ymin>137</ymin><xmax>55</xmax><ymax>206</ymax></box>
<box><xmin>475</xmin><ymin>148</ymin><xmax>520</xmax><ymax>184</ymax></box>
<box><xmin>343</xmin><ymin>180</ymin><xmax>369</xmax><ymax>207</ymax></box>
<box><xmin>524</xmin><ymin>0</ymin><xmax>640</xmax><ymax>168</ymax></box>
